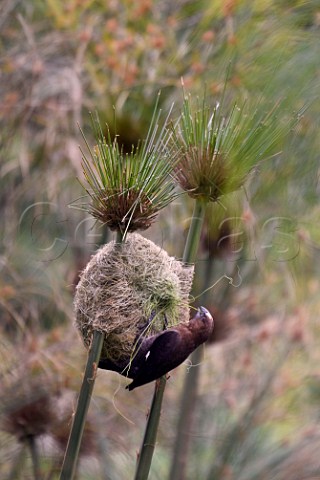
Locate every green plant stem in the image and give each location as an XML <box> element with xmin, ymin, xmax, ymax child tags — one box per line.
<box><xmin>28</xmin><ymin>436</ymin><xmax>40</xmax><ymax>480</ymax></box>
<box><xmin>60</xmin><ymin>330</ymin><xmax>105</xmax><ymax>480</ymax></box>
<box><xmin>169</xmin><ymin>199</ymin><xmax>208</xmax><ymax>480</ymax></box>
<box><xmin>134</xmin><ymin>199</ymin><xmax>207</xmax><ymax>480</ymax></box>
<box><xmin>60</xmin><ymin>229</ymin><xmax>121</xmax><ymax>480</ymax></box>
<box><xmin>183</xmin><ymin>200</ymin><xmax>207</xmax><ymax>264</ymax></box>
<box><xmin>169</xmin><ymin>346</ymin><xmax>203</xmax><ymax>480</ymax></box>
<box><xmin>169</xmin><ymin>249</ymin><xmax>240</xmax><ymax>480</ymax></box>
<box><xmin>134</xmin><ymin>376</ymin><xmax>166</xmax><ymax>480</ymax></box>
<box><xmin>116</xmin><ymin>230</ymin><xmax>123</xmax><ymax>243</ymax></box>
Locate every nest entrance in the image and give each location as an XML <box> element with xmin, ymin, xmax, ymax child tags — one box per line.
<box><xmin>74</xmin><ymin>233</ymin><xmax>194</xmax><ymax>362</ymax></box>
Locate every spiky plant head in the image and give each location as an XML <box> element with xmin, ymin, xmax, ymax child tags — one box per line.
<box><xmin>0</xmin><ymin>375</ymin><xmax>58</xmax><ymax>442</ymax></box>
<box><xmin>168</xmin><ymin>92</ymin><xmax>300</xmax><ymax>202</ymax></box>
<box><xmin>74</xmin><ymin>95</ymin><xmax>177</xmax><ymax>235</ymax></box>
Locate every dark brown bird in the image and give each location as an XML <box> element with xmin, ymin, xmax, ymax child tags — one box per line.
<box><xmin>99</xmin><ymin>306</ymin><xmax>214</xmax><ymax>390</ymax></box>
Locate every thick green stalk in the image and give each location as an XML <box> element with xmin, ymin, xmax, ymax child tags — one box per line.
<box><xmin>28</xmin><ymin>436</ymin><xmax>40</xmax><ymax>480</ymax></box>
<box><xmin>169</xmin><ymin>346</ymin><xmax>203</xmax><ymax>480</ymax></box>
<box><xmin>60</xmin><ymin>230</ymin><xmax>123</xmax><ymax>480</ymax></box>
<box><xmin>59</xmin><ymin>330</ymin><xmax>104</xmax><ymax>480</ymax></box>
<box><xmin>183</xmin><ymin>200</ymin><xmax>207</xmax><ymax>264</ymax></box>
<box><xmin>169</xmin><ymin>199</ymin><xmax>208</xmax><ymax>480</ymax></box>
<box><xmin>116</xmin><ymin>230</ymin><xmax>124</xmax><ymax>243</ymax></box>
<box><xmin>134</xmin><ymin>199</ymin><xmax>207</xmax><ymax>480</ymax></box>
<box><xmin>134</xmin><ymin>376</ymin><xmax>166</xmax><ymax>480</ymax></box>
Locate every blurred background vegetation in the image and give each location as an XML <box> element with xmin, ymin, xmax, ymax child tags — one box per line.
<box><xmin>0</xmin><ymin>0</ymin><xmax>320</xmax><ymax>478</ymax></box>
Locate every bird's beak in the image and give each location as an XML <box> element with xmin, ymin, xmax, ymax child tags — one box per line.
<box><xmin>198</xmin><ymin>306</ymin><xmax>213</xmax><ymax>324</ymax></box>
<box><xmin>199</xmin><ymin>306</ymin><xmax>210</xmax><ymax>316</ymax></box>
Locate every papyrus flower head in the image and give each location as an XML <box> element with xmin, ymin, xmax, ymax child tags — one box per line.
<box><xmin>75</xmin><ymin>96</ymin><xmax>177</xmax><ymax>235</ymax></box>
<box><xmin>168</xmin><ymin>93</ymin><xmax>299</xmax><ymax>202</ymax></box>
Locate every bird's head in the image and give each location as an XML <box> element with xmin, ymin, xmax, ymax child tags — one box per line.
<box><xmin>199</xmin><ymin>306</ymin><xmax>214</xmax><ymax>324</ymax></box>
<box><xmin>190</xmin><ymin>306</ymin><xmax>214</xmax><ymax>333</ymax></box>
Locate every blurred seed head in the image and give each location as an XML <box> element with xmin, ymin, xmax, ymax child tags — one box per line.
<box><xmin>51</xmin><ymin>393</ymin><xmax>97</xmax><ymax>457</ymax></box>
<box><xmin>0</xmin><ymin>376</ymin><xmax>59</xmax><ymax>442</ymax></box>
<box><xmin>200</xmin><ymin>192</ymin><xmax>245</xmax><ymax>260</ymax></box>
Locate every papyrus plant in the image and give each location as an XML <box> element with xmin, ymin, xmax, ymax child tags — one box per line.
<box><xmin>61</xmin><ymin>96</ymin><xmax>180</xmax><ymax>480</ymax></box>
<box><xmin>168</xmin><ymin>91</ymin><xmax>301</xmax><ymax>480</ymax></box>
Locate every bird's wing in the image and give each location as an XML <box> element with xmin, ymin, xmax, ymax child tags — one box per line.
<box><xmin>127</xmin><ymin>330</ymin><xmax>181</xmax><ymax>390</ymax></box>
<box><xmin>99</xmin><ymin>356</ymin><xmax>135</xmax><ymax>377</ymax></box>
<box><xmin>98</xmin><ymin>333</ymin><xmax>156</xmax><ymax>378</ymax></box>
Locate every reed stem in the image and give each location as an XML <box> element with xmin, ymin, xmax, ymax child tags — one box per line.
<box><xmin>169</xmin><ymin>199</ymin><xmax>208</xmax><ymax>480</ymax></box>
<box><xmin>134</xmin><ymin>199</ymin><xmax>207</xmax><ymax>480</ymax></box>
<box><xmin>28</xmin><ymin>436</ymin><xmax>40</xmax><ymax>480</ymax></box>
<box><xmin>59</xmin><ymin>330</ymin><xmax>104</xmax><ymax>480</ymax></box>
<box><xmin>134</xmin><ymin>376</ymin><xmax>166</xmax><ymax>480</ymax></box>
<box><xmin>183</xmin><ymin>200</ymin><xmax>207</xmax><ymax>264</ymax></box>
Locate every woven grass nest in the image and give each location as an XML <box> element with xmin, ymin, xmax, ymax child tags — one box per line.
<box><xmin>74</xmin><ymin>233</ymin><xmax>194</xmax><ymax>362</ymax></box>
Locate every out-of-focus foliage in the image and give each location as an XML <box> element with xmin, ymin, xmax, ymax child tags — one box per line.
<box><xmin>0</xmin><ymin>0</ymin><xmax>319</xmax><ymax>478</ymax></box>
